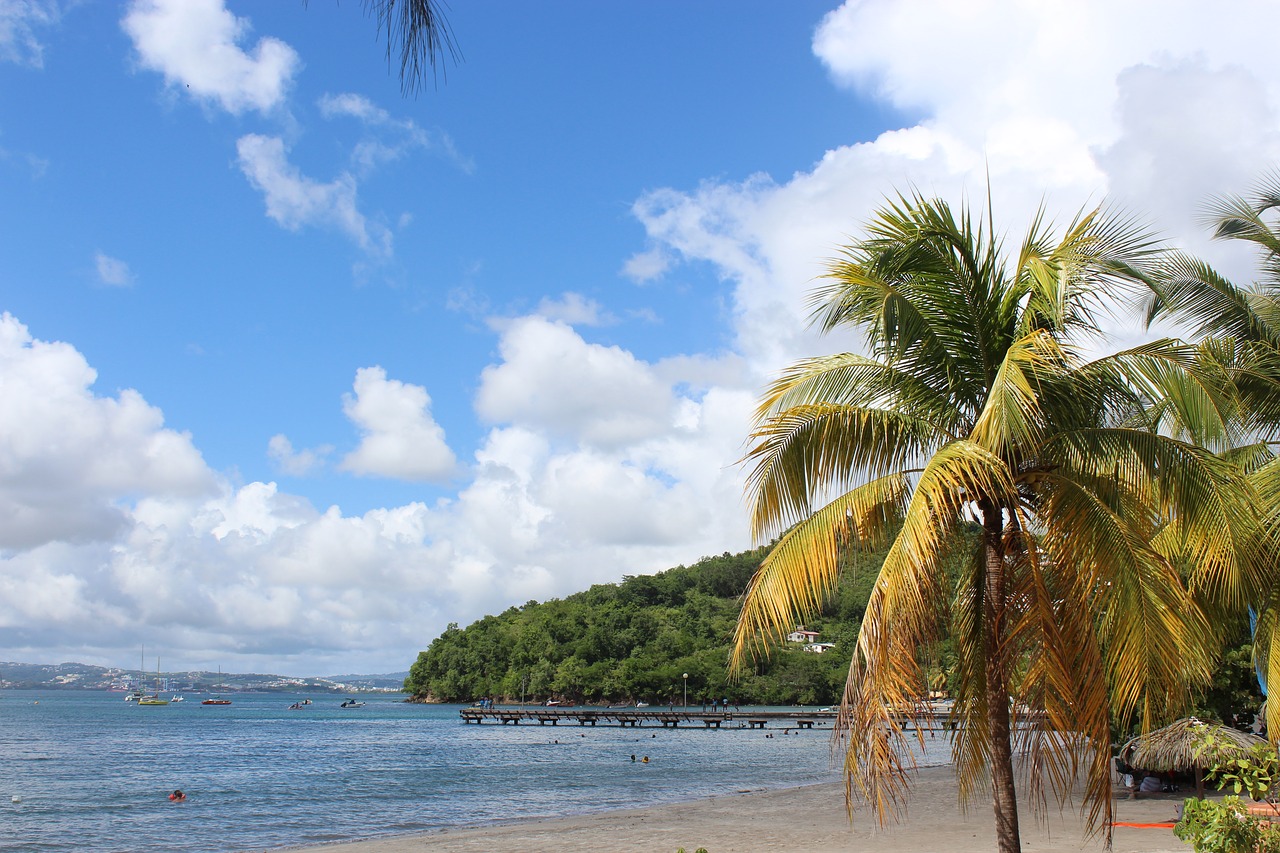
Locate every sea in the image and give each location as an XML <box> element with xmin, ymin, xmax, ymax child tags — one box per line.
<box><xmin>0</xmin><ymin>690</ymin><xmax>952</xmax><ymax>852</ymax></box>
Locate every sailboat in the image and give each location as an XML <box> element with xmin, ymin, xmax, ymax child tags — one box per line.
<box><xmin>124</xmin><ymin>646</ymin><xmax>146</xmax><ymax>702</ymax></box>
<box><xmin>138</xmin><ymin>656</ymin><xmax>169</xmax><ymax>706</ymax></box>
<box><xmin>202</xmin><ymin>665</ymin><xmax>231</xmax><ymax>705</ymax></box>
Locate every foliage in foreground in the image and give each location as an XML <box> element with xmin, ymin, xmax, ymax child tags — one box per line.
<box><xmin>1176</xmin><ymin>735</ymin><xmax>1280</xmax><ymax>853</ymax></box>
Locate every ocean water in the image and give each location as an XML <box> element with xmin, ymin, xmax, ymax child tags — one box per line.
<box><xmin>0</xmin><ymin>691</ymin><xmax>952</xmax><ymax>852</ymax></box>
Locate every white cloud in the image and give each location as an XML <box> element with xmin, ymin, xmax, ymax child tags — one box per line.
<box><xmin>339</xmin><ymin>366</ymin><xmax>457</xmax><ymax>482</ymax></box>
<box><xmin>631</xmin><ymin>0</ymin><xmax>1280</xmax><ymax>375</ymax></box>
<box><xmin>93</xmin><ymin>251</ymin><xmax>134</xmax><ymax>287</ymax></box>
<box><xmin>0</xmin><ymin>0</ymin><xmax>60</xmax><ymax>67</ymax></box>
<box><xmin>0</xmin><ymin>308</ymin><xmax>755</xmax><ymax>674</ymax></box>
<box><xmin>236</xmin><ymin>133</ymin><xmax>391</xmax><ymax>256</ymax></box>
<box><xmin>121</xmin><ymin>0</ymin><xmax>298</xmax><ymax>116</ymax></box>
<box><xmin>621</xmin><ymin>246</ymin><xmax>672</xmax><ymax>283</ymax></box>
<box><xmin>0</xmin><ymin>313</ymin><xmax>214</xmax><ymax>550</ymax></box>
<box><xmin>535</xmin><ymin>292</ymin><xmax>614</xmax><ymax>327</ymax></box>
<box><xmin>475</xmin><ymin>316</ymin><xmax>677</xmax><ymax>448</ymax></box>
<box><xmin>267</xmin><ymin>434</ymin><xmax>332</xmax><ymax>477</ymax></box>
<box><xmin>319</xmin><ymin>91</ymin><xmax>474</xmax><ymax>175</ymax></box>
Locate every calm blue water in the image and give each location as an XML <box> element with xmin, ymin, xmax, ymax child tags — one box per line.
<box><xmin>0</xmin><ymin>691</ymin><xmax>957</xmax><ymax>852</ymax></box>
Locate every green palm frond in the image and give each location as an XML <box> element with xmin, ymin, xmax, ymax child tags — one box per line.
<box><xmin>755</xmin><ymin>352</ymin><xmax>964</xmax><ymax>438</ymax></box>
<box><xmin>743</xmin><ymin>404</ymin><xmax>937</xmax><ymax>539</ymax></box>
<box><xmin>1147</xmin><ymin>252</ymin><xmax>1278</xmax><ymax>345</ymax></box>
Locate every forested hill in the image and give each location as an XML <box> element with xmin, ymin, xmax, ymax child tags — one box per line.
<box><xmin>404</xmin><ymin>545</ymin><xmax>882</xmax><ymax>706</ymax></box>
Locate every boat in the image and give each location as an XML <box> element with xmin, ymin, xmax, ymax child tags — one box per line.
<box><xmin>635</xmin><ymin>702</ymin><xmax>650</xmax><ymax>708</ymax></box>
<box><xmin>339</xmin><ymin>698</ymin><xmax>366</xmax><ymax>708</ymax></box>
<box><xmin>170</xmin><ymin>695</ymin><xmax>184</xmax><ymax>703</ymax></box>
<box><xmin>202</xmin><ymin>665</ymin><xmax>231</xmax><ymax>704</ymax></box>
<box><xmin>138</xmin><ymin>655</ymin><xmax>169</xmax><ymax>706</ymax></box>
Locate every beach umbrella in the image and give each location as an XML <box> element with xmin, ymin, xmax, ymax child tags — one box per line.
<box><xmin>1120</xmin><ymin>717</ymin><xmax>1268</xmax><ymax>798</ymax></box>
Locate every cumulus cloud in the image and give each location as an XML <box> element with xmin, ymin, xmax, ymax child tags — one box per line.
<box><xmin>630</xmin><ymin>0</ymin><xmax>1280</xmax><ymax>374</ymax></box>
<box><xmin>122</xmin><ymin>0</ymin><xmax>298</xmax><ymax>116</ymax></box>
<box><xmin>0</xmin><ymin>0</ymin><xmax>60</xmax><ymax>67</ymax></box>
<box><xmin>476</xmin><ymin>316</ymin><xmax>678</xmax><ymax>448</ymax></box>
<box><xmin>0</xmin><ymin>313</ymin><xmax>214</xmax><ymax>550</ymax></box>
<box><xmin>339</xmin><ymin>367</ymin><xmax>457</xmax><ymax>482</ymax></box>
<box><xmin>0</xmin><ymin>313</ymin><xmax>753</xmax><ymax>673</ymax></box>
<box><xmin>236</xmin><ymin>133</ymin><xmax>392</xmax><ymax>256</ymax></box>
<box><xmin>93</xmin><ymin>251</ymin><xmax>134</xmax><ymax>287</ymax></box>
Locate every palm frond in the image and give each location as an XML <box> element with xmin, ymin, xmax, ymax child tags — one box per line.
<box><xmin>729</xmin><ymin>474</ymin><xmax>909</xmax><ymax>674</ymax></box>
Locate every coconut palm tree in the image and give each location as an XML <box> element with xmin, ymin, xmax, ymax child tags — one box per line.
<box><xmin>1146</xmin><ymin>174</ymin><xmax>1280</xmax><ymax>734</ymax></box>
<box><xmin>731</xmin><ymin>192</ymin><xmax>1256</xmax><ymax>852</ymax></box>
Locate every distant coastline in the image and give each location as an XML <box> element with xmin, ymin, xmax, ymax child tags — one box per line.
<box><xmin>0</xmin><ymin>659</ymin><xmax>409</xmax><ymax>693</ymax></box>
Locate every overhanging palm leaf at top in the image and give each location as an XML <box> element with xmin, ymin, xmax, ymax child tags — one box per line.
<box><xmin>731</xmin><ymin>191</ymin><xmax>1256</xmax><ymax>853</ymax></box>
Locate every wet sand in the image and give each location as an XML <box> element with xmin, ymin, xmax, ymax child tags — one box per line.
<box><xmin>286</xmin><ymin>764</ymin><xmax>1191</xmax><ymax>853</ymax></box>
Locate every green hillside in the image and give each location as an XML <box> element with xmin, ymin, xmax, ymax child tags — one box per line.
<box><xmin>405</xmin><ymin>544</ymin><xmax>889</xmax><ymax>706</ymax></box>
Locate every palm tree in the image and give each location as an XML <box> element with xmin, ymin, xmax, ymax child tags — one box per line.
<box><xmin>731</xmin><ymin>192</ymin><xmax>1255</xmax><ymax>852</ymax></box>
<box><xmin>1145</xmin><ymin>174</ymin><xmax>1280</xmax><ymax>734</ymax></box>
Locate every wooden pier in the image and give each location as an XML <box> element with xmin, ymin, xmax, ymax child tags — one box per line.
<box><xmin>459</xmin><ymin>707</ymin><xmax>836</xmax><ymax>728</ymax></box>
<box><xmin>459</xmin><ymin>704</ymin><xmax>964</xmax><ymax>730</ymax></box>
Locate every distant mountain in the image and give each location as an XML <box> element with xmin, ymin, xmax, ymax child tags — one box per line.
<box><xmin>0</xmin><ymin>661</ymin><xmax>409</xmax><ymax>693</ymax></box>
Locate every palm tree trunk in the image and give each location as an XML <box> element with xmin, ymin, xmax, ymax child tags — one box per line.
<box><xmin>983</xmin><ymin>510</ymin><xmax>1021</xmax><ymax>853</ymax></box>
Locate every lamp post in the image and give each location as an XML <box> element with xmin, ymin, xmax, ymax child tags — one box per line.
<box><xmin>682</xmin><ymin>672</ymin><xmax>688</xmax><ymax>708</ymax></box>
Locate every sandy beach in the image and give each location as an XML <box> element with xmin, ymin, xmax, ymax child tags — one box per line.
<box><xmin>288</xmin><ymin>764</ymin><xmax>1191</xmax><ymax>853</ymax></box>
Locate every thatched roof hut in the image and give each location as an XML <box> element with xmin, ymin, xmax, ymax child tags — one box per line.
<box><xmin>1120</xmin><ymin>717</ymin><xmax>1268</xmax><ymax>797</ymax></box>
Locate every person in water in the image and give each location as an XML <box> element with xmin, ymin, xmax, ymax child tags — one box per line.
<box><xmin>169</xmin><ymin>790</ymin><xmax>186</xmax><ymax>802</ymax></box>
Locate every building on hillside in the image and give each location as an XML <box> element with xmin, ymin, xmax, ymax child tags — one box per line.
<box><xmin>803</xmin><ymin>642</ymin><xmax>837</xmax><ymax>654</ymax></box>
<box><xmin>787</xmin><ymin>628</ymin><xmax>821</xmax><ymax>643</ymax></box>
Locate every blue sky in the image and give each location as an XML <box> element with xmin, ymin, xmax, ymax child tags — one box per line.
<box><xmin>2</xmin><ymin>0</ymin><xmax>1278</xmax><ymax>676</ymax></box>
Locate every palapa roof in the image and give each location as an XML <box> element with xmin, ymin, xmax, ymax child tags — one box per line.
<box><xmin>1120</xmin><ymin>717</ymin><xmax>1267</xmax><ymax>772</ymax></box>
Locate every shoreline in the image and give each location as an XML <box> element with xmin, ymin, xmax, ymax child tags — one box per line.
<box><xmin>283</xmin><ymin>764</ymin><xmax>1192</xmax><ymax>853</ymax></box>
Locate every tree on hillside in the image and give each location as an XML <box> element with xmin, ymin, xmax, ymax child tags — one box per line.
<box><xmin>731</xmin><ymin>192</ymin><xmax>1256</xmax><ymax>852</ymax></box>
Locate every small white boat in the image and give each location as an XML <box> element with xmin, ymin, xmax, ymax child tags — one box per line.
<box><xmin>635</xmin><ymin>702</ymin><xmax>649</xmax><ymax>708</ymax></box>
<box><xmin>170</xmin><ymin>695</ymin><xmax>184</xmax><ymax>703</ymax></box>
<box><xmin>340</xmin><ymin>698</ymin><xmax>366</xmax><ymax>708</ymax></box>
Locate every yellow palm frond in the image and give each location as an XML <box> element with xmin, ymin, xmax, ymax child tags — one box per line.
<box><xmin>729</xmin><ymin>474</ymin><xmax>909</xmax><ymax>674</ymax></box>
<box><xmin>970</xmin><ymin>329</ymin><xmax>1060</xmax><ymax>457</ymax></box>
<box><xmin>837</xmin><ymin>441</ymin><xmax>1015</xmax><ymax>823</ymax></box>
